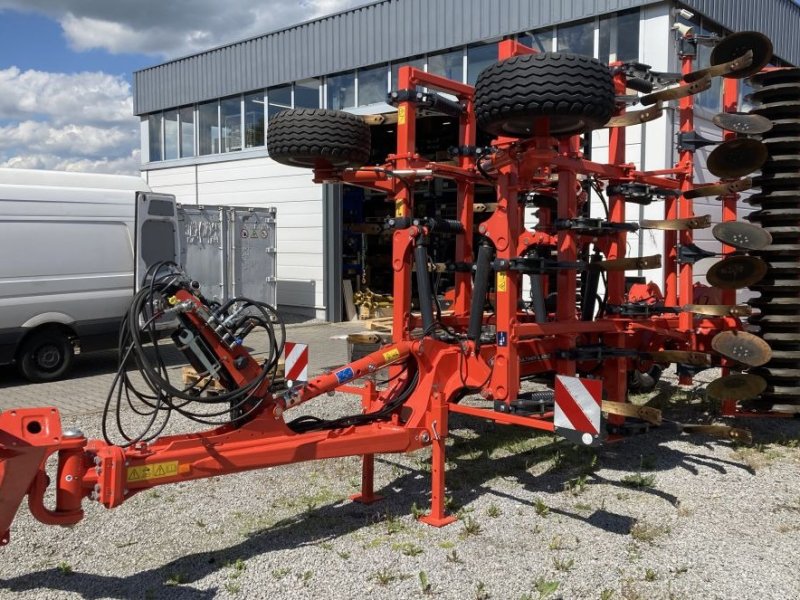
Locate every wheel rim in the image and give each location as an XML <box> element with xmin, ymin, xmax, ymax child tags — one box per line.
<box><xmin>35</xmin><ymin>344</ymin><xmax>62</xmax><ymax>371</ymax></box>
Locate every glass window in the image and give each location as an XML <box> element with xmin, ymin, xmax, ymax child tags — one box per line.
<box><xmin>599</xmin><ymin>9</ymin><xmax>639</xmax><ymax>64</ymax></box>
<box><xmin>358</xmin><ymin>64</ymin><xmax>388</xmax><ymax>106</ymax></box>
<box><xmin>295</xmin><ymin>78</ymin><xmax>320</xmax><ymax>108</ymax></box>
<box><xmin>244</xmin><ymin>92</ymin><xmax>264</xmax><ymax>148</ymax></box>
<box><xmin>467</xmin><ymin>43</ymin><xmax>498</xmax><ymax>85</ymax></box>
<box><xmin>557</xmin><ymin>19</ymin><xmax>594</xmax><ymax>56</ymax></box>
<box><xmin>163</xmin><ymin>109</ymin><xmax>178</xmax><ymax>160</ymax></box>
<box><xmin>221</xmin><ymin>96</ymin><xmax>242</xmax><ymax>153</ymax></box>
<box><xmin>428</xmin><ymin>49</ymin><xmax>463</xmax><ymax>83</ymax></box>
<box><xmin>148</xmin><ymin>113</ymin><xmax>163</xmax><ymax>162</ymax></box>
<box><xmin>268</xmin><ymin>84</ymin><xmax>292</xmax><ymax>120</ymax></box>
<box><xmin>179</xmin><ymin>106</ymin><xmax>194</xmax><ymax>158</ymax></box>
<box><xmin>198</xmin><ymin>100</ymin><xmax>219</xmax><ymax>155</ymax></box>
<box><xmin>519</xmin><ymin>29</ymin><xmax>552</xmax><ymax>53</ymax></box>
<box><xmin>327</xmin><ymin>72</ymin><xmax>356</xmax><ymax>109</ymax></box>
<box><xmin>696</xmin><ymin>38</ymin><xmax>722</xmax><ymax>112</ymax></box>
<box><xmin>391</xmin><ymin>56</ymin><xmax>425</xmax><ymax>89</ymax></box>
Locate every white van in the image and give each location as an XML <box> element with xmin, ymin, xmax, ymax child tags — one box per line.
<box><xmin>0</xmin><ymin>168</ymin><xmax>178</xmax><ymax>382</ymax></box>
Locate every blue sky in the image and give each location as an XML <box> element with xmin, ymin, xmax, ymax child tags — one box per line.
<box><xmin>0</xmin><ymin>1</ymin><xmax>367</xmax><ymax>173</ymax></box>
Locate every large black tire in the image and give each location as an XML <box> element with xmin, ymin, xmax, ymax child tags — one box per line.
<box><xmin>475</xmin><ymin>52</ymin><xmax>616</xmax><ymax>137</ymax></box>
<box><xmin>267</xmin><ymin>108</ymin><xmax>370</xmax><ymax>169</ymax></box>
<box><xmin>17</xmin><ymin>328</ymin><xmax>75</xmax><ymax>382</ymax></box>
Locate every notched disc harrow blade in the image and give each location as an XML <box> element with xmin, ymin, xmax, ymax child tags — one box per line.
<box><xmin>676</xmin><ymin>423</ymin><xmax>753</xmax><ymax>444</ymax></box>
<box><xmin>684</xmin><ymin>49</ymin><xmax>754</xmax><ymax>83</ymax></box>
<box><xmin>639</xmin><ymin>215</ymin><xmax>711</xmax><ymax>230</ymax></box>
<box><xmin>605</xmin><ymin>102</ymin><xmax>663</xmax><ymax>127</ymax></box>
<box><xmin>711</xmin><ymin>222</ymin><xmax>773</xmax><ymax>251</ymax></box>
<box><xmin>706</xmin><ymin>138</ymin><xmax>768</xmax><ymax>178</ymax></box>
<box><xmin>685</xmin><ymin>178</ymin><xmax>752</xmax><ymax>199</ymax></box>
<box><xmin>712</xmin><ymin>111</ymin><xmax>773</xmax><ymax>134</ymax></box>
<box><xmin>592</xmin><ymin>254</ymin><xmax>661</xmax><ymax>272</ymax></box>
<box><xmin>683</xmin><ymin>304</ymin><xmax>752</xmax><ymax>317</ymax></box>
<box><xmin>640</xmin><ymin>75</ymin><xmax>711</xmax><ymax>105</ymax></box>
<box><xmin>709</xmin><ymin>31</ymin><xmax>773</xmax><ymax>79</ymax></box>
<box><xmin>706</xmin><ymin>255</ymin><xmax>768</xmax><ymax>289</ymax></box>
<box><xmin>648</xmin><ymin>350</ymin><xmax>712</xmax><ymax>366</ymax></box>
<box><xmin>602</xmin><ymin>400</ymin><xmax>661</xmax><ymax>425</ymax></box>
<box><xmin>707</xmin><ymin>373</ymin><xmax>768</xmax><ymax>402</ymax></box>
<box><xmin>711</xmin><ymin>330</ymin><xmax>773</xmax><ymax>367</ymax></box>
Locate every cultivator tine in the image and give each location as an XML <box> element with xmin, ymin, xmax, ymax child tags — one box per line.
<box><xmin>707</xmin><ymin>139</ymin><xmax>768</xmax><ymax>178</ymax></box>
<box><xmin>711</xmin><ymin>222</ymin><xmax>773</xmax><ymax>251</ymax></box>
<box><xmin>712</xmin><ymin>111</ymin><xmax>773</xmax><ymax>134</ymax></box>
<box><xmin>683</xmin><ymin>50</ymin><xmax>754</xmax><ymax>82</ymax></box>
<box><xmin>473</xmin><ymin>203</ymin><xmax>498</xmax><ymax>213</ymax></box>
<box><xmin>707</xmin><ymin>373</ymin><xmax>768</xmax><ymax>402</ymax></box>
<box><xmin>711</xmin><ymin>331</ymin><xmax>773</xmax><ymax>367</ymax></box>
<box><xmin>605</xmin><ymin>102</ymin><xmax>663</xmax><ymax>127</ymax></box>
<box><xmin>706</xmin><ymin>255</ymin><xmax>768</xmax><ymax>289</ymax></box>
<box><xmin>639</xmin><ymin>75</ymin><xmax>711</xmax><ymax>106</ymax></box>
<box><xmin>592</xmin><ymin>254</ymin><xmax>661</xmax><ymax>271</ymax></box>
<box><xmin>639</xmin><ymin>215</ymin><xmax>711</xmax><ymax>230</ymax></box>
<box><xmin>676</xmin><ymin>423</ymin><xmax>753</xmax><ymax>445</ymax></box>
<box><xmin>601</xmin><ymin>401</ymin><xmax>661</xmax><ymax>425</ymax></box>
<box><xmin>648</xmin><ymin>351</ymin><xmax>712</xmax><ymax>366</ymax></box>
<box><xmin>683</xmin><ymin>304</ymin><xmax>752</xmax><ymax>317</ymax></box>
<box><xmin>684</xmin><ymin>178</ymin><xmax>752</xmax><ymax>199</ymax></box>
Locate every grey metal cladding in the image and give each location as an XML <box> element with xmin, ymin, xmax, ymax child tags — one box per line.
<box><xmin>682</xmin><ymin>0</ymin><xmax>800</xmax><ymax>67</ymax></box>
<box><xmin>133</xmin><ymin>0</ymin><xmax>798</xmax><ymax>115</ymax></box>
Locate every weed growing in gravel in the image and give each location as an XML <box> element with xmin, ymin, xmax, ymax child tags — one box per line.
<box><xmin>552</xmin><ymin>557</ymin><xmax>574</xmax><ymax>572</ymax></box>
<box><xmin>372</xmin><ymin>568</ymin><xmax>405</xmax><ymax>586</ymax></box>
<box><xmin>419</xmin><ymin>570</ymin><xmax>433</xmax><ymax>595</ymax></box>
<box><xmin>56</xmin><ymin>561</ymin><xmax>73</xmax><ymax>576</ymax></box>
<box><xmin>629</xmin><ymin>521</ymin><xmax>670</xmax><ymax>544</ymax></box>
<box><xmin>165</xmin><ymin>572</ymin><xmax>188</xmax><ymax>586</ymax></box>
<box><xmin>548</xmin><ymin>535</ymin><xmax>564</xmax><ymax>551</ymax></box>
<box><xmin>411</xmin><ymin>501</ymin><xmax>425</xmax><ymax>519</ymax></box>
<box><xmin>644</xmin><ymin>568</ymin><xmax>657</xmax><ymax>581</ymax></box>
<box><xmin>676</xmin><ymin>502</ymin><xmax>693</xmax><ymax>517</ymax></box>
<box><xmin>446</xmin><ymin>549</ymin><xmax>463</xmax><ymax>563</ymax></box>
<box><xmin>271</xmin><ymin>567</ymin><xmax>291</xmax><ymax>580</ymax></box>
<box><xmin>600</xmin><ymin>589</ymin><xmax>615</xmax><ymax>600</ymax></box>
<box><xmin>487</xmin><ymin>503</ymin><xmax>501</xmax><ymax>518</ymax></box>
<box><xmin>574</xmin><ymin>502</ymin><xmax>592</xmax><ymax>512</ymax></box>
<box><xmin>301</xmin><ymin>570</ymin><xmax>313</xmax><ymax>586</ymax></box>
<box><xmin>534</xmin><ymin>498</ymin><xmax>550</xmax><ymax>517</ymax></box>
<box><xmin>224</xmin><ymin>581</ymin><xmax>241</xmax><ymax>594</ymax></box>
<box><xmin>460</xmin><ymin>516</ymin><xmax>482</xmax><ymax>537</ymax></box>
<box><xmin>337</xmin><ymin>549</ymin><xmax>351</xmax><ymax>559</ymax></box>
<box><xmin>564</xmin><ymin>473</ymin><xmax>589</xmax><ymax>496</ymax></box>
<box><xmin>475</xmin><ymin>580</ymin><xmax>490</xmax><ymax>600</ymax></box>
<box><xmin>621</xmin><ymin>472</ymin><xmax>656</xmax><ymax>489</ymax></box>
<box><xmin>439</xmin><ymin>540</ymin><xmax>456</xmax><ymax>549</ymax></box>
<box><xmin>393</xmin><ymin>542</ymin><xmax>424</xmax><ymax>556</ymax></box>
<box><xmin>533</xmin><ymin>576</ymin><xmax>560</xmax><ymax>599</ymax></box>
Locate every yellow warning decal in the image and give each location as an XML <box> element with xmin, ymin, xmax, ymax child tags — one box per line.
<box><xmin>395</xmin><ymin>200</ymin><xmax>405</xmax><ymax>217</ymax></box>
<box><xmin>497</xmin><ymin>272</ymin><xmax>508</xmax><ymax>293</ymax></box>
<box><xmin>126</xmin><ymin>460</ymin><xmax>179</xmax><ymax>483</ymax></box>
<box><xmin>398</xmin><ymin>105</ymin><xmax>407</xmax><ymax>125</ymax></box>
<box><xmin>383</xmin><ymin>348</ymin><xmax>401</xmax><ymax>363</ymax></box>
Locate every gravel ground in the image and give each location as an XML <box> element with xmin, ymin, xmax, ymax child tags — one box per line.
<box><xmin>1</xmin><ymin>372</ymin><xmax>799</xmax><ymax>600</ymax></box>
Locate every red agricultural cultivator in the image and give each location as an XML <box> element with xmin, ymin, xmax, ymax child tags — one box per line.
<box><xmin>1</xmin><ymin>30</ymin><xmax>797</xmax><ymax>547</ymax></box>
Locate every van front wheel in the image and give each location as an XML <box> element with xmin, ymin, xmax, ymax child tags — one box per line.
<box><xmin>17</xmin><ymin>329</ymin><xmax>75</xmax><ymax>382</ymax></box>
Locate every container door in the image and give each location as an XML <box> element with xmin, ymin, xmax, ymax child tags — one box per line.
<box><xmin>134</xmin><ymin>192</ymin><xmax>180</xmax><ymax>289</ymax></box>
<box><xmin>230</xmin><ymin>207</ymin><xmax>278</xmax><ymax>306</ymax></box>
<box><xmin>177</xmin><ymin>205</ymin><xmax>227</xmax><ymax>303</ymax></box>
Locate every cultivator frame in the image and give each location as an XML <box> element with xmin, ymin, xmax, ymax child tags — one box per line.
<box><xmin>0</xmin><ymin>32</ymin><xmax>791</xmax><ymax>547</ymax></box>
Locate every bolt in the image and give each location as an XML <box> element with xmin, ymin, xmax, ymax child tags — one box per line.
<box><xmin>93</xmin><ymin>456</ymin><xmax>102</xmax><ymax>466</ymax></box>
<box><xmin>420</xmin><ymin>432</ymin><xmax>431</xmax><ymax>443</ymax></box>
<box><xmin>368</xmin><ymin>364</ymin><xmax>376</xmax><ymax>372</ymax></box>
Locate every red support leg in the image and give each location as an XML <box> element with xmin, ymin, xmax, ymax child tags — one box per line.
<box><xmin>420</xmin><ymin>392</ymin><xmax>455</xmax><ymax>527</ymax></box>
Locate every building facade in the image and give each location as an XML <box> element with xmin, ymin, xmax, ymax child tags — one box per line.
<box><xmin>134</xmin><ymin>0</ymin><xmax>799</xmax><ymax>319</ymax></box>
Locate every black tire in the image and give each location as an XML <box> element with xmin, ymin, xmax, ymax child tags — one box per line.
<box><xmin>17</xmin><ymin>328</ymin><xmax>75</xmax><ymax>382</ymax></box>
<box><xmin>267</xmin><ymin>108</ymin><xmax>371</xmax><ymax>169</ymax></box>
<box><xmin>474</xmin><ymin>52</ymin><xmax>616</xmax><ymax>137</ymax></box>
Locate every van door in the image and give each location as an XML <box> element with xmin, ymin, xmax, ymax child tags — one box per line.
<box><xmin>134</xmin><ymin>192</ymin><xmax>180</xmax><ymax>289</ymax></box>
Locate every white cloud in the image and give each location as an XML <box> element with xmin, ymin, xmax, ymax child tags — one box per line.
<box><xmin>0</xmin><ymin>1</ymin><xmax>371</xmax><ymax>59</ymax></box>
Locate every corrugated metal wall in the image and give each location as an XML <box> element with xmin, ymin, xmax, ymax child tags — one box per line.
<box><xmin>134</xmin><ymin>0</ymin><xmax>800</xmax><ymax>115</ymax></box>
<box><xmin>682</xmin><ymin>0</ymin><xmax>800</xmax><ymax>66</ymax></box>
<box><xmin>134</xmin><ymin>0</ymin><xmax>656</xmax><ymax>114</ymax></box>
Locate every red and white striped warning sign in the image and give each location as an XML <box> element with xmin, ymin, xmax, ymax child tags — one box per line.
<box><xmin>554</xmin><ymin>375</ymin><xmax>603</xmax><ymax>446</ymax></box>
<box><xmin>284</xmin><ymin>342</ymin><xmax>309</xmax><ymax>384</ymax></box>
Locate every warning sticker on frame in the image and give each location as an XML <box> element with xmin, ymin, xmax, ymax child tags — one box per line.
<box><xmin>126</xmin><ymin>461</ymin><xmax>179</xmax><ymax>482</ymax></box>
<box><xmin>398</xmin><ymin>105</ymin><xmax>407</xmax><ymax>125</ymax></box>
<box><xmin>496</xmin><ymin>272</ymin><xmax>508</xmax><ymax>293</ymax></box>
<box><xmin>382</xmin><ymin>348</ymin><xmax>401</xmax><ymax>363</ymax></box>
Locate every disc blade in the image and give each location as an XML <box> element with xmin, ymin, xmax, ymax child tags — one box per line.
<box><xmin>712</xmin><ymin>111</ymin><xmax>773</xmax><ymax>134</ymax></box>
<box><xmin>711</xmin><ymin>330</ymin><xmax>773</xmax><ymax>367</ymax></box>
<box><xmin>683</xmin><ymin>304</ymin><xmax>752</xmax><ymax>317</ymax></box>
<box><xmin>709</xmin><ymin>31</ymin><xmax>773</xmax><ymax>79</ymax></box>
<box><xmin>639</xmin><ymin>215</ymin><xmax>711</xmax><ymax>230</ymax></box>
<box><xmin>684</xmin><ymin>178</ymin><xmax>752</xmax><ymax>199</ymax></box>
<box><xmin>706</xmin><ymin>255</ymin><xmax>768</xmax><ymax>289</ymax></box>
<box><xmin>711</xmin><ymin>222</ymin><xmax>773</xmax><ymax>250</ymax></box>
<box><xmin>707</xmin><ymin>373</ymin><xmax>768</xmax><ymax>401</ymax></box>
<box><xmin>706</xmin><ymin>139</ymin><xmax>768</xmax><ymax>178</ymax></box>
<box><xmin>749</xmin><ymin>67</ymin><xmax>800</xmax><ymax>87</ymax></box>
